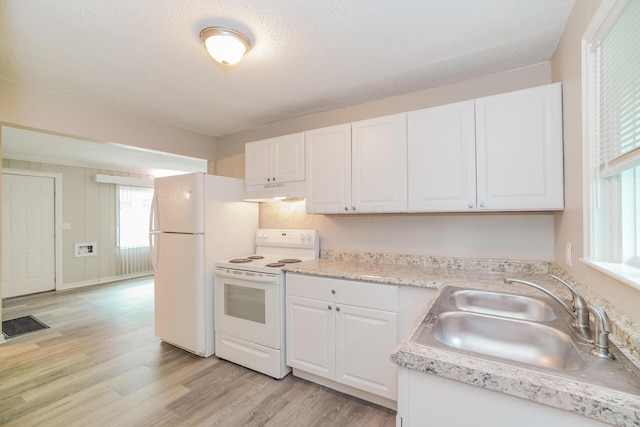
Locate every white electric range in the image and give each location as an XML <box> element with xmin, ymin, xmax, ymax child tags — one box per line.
<box><xmin>213</xmin><ymin>229</ymin><xmax>319</xmax><ymax>379</ymax></box>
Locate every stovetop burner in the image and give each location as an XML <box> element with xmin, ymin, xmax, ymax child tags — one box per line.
<box><xmin>248</xmin><ymin>255</ymin><xmax>264</xmax><ymax>259</ymax></box>
<box><xmin>265</xmin><ymin>262</ymin><xmax>286</xmax><ymax>268</ymax></box>
<box><xmin>229</xmin><ymin>258</ymin><xmax>252</xmax><ymax>263</ymax></box>
<box><xmin>278</xmin><ymin>258</ymin><xmax>302</xmax><ymax>264</ymax></box>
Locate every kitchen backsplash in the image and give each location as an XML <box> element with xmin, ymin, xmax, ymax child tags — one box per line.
<box><xmin>321</xmin><ymin>249</ymin><xmax>550</xmax><ymax>275</ymax></box>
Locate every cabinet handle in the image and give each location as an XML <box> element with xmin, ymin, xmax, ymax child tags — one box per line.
<box><xmin>479</xmin><ymin>202</ymin><xmax>486</xmax><ymax>208</ymax></box>
<box><xmin>336</xmin><ymin>306</ymin><xmax>341</xmax><ymax>312</ymax></box>
<box><xmin>344</xmin><ymin>207</ymin><xmax>349</xmax><ymax>211</ymax></box>
<box><xmin>328</xmin><ymin>305</ymin><xmax>332</xmax><ymax>310</ymax></box>
<box><xmin>468</xmin><ymin>203</ymin><xmax>474</xmax><ymax>209</ymax></box>
<box><xmin>352</xmin><ymin>206</ymin><xmax>356</xmax><ymax>211</ymax></box>
<box><xmin>267</xmin><ymin>178</ymin><xmax>271</xmax><ymax>182</ymax></box>
<box><xmin>331</xmin><ymin>289</ymin><xmax>336</xmax><ymax>294</ymax></box>
<box><xmin>272</xmin><ymin>177</ymin><xmax>276</xmax><ymax>182</ymax></box>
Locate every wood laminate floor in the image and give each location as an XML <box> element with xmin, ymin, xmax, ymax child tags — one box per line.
<box><xmin>0</xmin><ymin>277</ymin><xmax>396</xmax><ymax>427</ymax></box>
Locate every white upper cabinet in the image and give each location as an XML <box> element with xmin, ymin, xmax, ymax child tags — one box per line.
<box><xmin>305</xmin><ymin>124</ymin><xmax>352</xmax><ymax>213</ymax></box>
<box><xmin>408</xmin><ymin>83</ymin><xmax>564</xmax><ymax>212</ymax></box>
<box><xmin>305</xmin><ymin>114</ymin><xmax>407</xmax><ymax>214</ymax></box>
<box><xmin>475</xmin><ymin>83</ymin><xmax>564</xmax><ymax>211</ymax></box>
<box><xmin>408</xmin><ymin>101</ymin><xmax>476</xmax><ymax>211</ymax></box>
<box><xmin>352</xmin><ymin>114</ymin><xmax>408</xmax><ymax>213</ymax></box>
<box><xmin>245</xmin><ymin>133</ymin><xmax>305</xmax><ymax>186</ymax></box>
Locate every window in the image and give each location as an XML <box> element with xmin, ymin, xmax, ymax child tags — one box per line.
<box><xmin>117</xmin><ymin>185</ymin><xmax>154</xmax><ymax>248</ymax></box>
<box><xmin>584</xmin><ymin>0</ymin><xmax>640</xmax><ymax>289</ymax></box>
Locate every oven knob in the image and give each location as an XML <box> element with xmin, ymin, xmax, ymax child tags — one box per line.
<box><xmin>306</xmin><ymin>233</ymin><xmax>312</xmax><ymax>241</ymax></box>
<box><xmin>300</xmin><ymin>234</ymin><xmax>305</xmax><ymax>241</ymax></box>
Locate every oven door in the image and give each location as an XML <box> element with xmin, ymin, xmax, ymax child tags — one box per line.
<box><xmin>214</xmin><ymin>268</ymin><xmax>281</xmax><ymax>349</ymax></box>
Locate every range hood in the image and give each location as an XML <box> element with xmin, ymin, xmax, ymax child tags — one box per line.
<box><xmin>243</xmin><ymin>180</ymin><xmax>305</xmax><ymax>202</ymax></box>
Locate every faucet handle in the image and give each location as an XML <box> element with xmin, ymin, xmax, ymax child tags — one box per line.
<box><xmin>587</xmin><ymin>304</ymin><xmax>615</xmax><ymax>360</ymax></box>
<box><xmin>548</xmin><ymin>274</ymin><xmax>590</xmax><ymax>330</ymax></box>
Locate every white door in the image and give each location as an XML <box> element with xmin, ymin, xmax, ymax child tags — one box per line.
<box><xmin>272</xmin><ymin>133</ymin><xmax>305</xmax><ymax>183</ymax></box>
<box><xmin>152</xmin><ymin>173</ymin><xmax>204</xmax><ymax>233</ymax></box>
<box><xmin>244</xmin><ymin>139</ymin><xmax>272</xmax><ymax>186</ymax></box>
<box><xmin>305</xmin><ymin>123</ymin><xmax>352</xmax><ymax>214</ymax></box>
<box><xmin>475</xmin><ymin>83</ymin><xmax>564</xmax><ymax>211</ymax></box>
<box><xmin>286</xmin><ymin>295</ymin><xmax>335</xmax><ymax>379</ymax></box>
<box><xmin>153</xmin><ymin>232</ymin><xmax>207</xmax><ymax>355</ymax></box>
<box><xmin>2</xmin><ymin>173</ymin><xmax>55</xmax><ymax>298</ymax></box>
<box><xmin>408</xmin><ymin>101</ymin><xmax>477</xmax><ymax>212</ymax></box>
<box><xmin>214</xmin><ymin>271</ymin><xmax>281</xmax><ymax>348</ymax></box>
<box><xmin>336</xmin><ymin>304</ymin><xmax>398</xmax><ymax>399</ymax></box>
<box><xmin>352</xmin><ymin>113</ymin><xmax>408</xmax><ymax>213</ymax></box>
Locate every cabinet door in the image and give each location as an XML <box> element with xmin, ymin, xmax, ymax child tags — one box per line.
<box><xmin>286</xmin><ymin>295</ymin><xmax>335</xmax><ymax>379</ymax></box>
<box><xmin>352</xmin><ymin>113</ymin><xmax>408</xmax><ymax>213</ymax></box>
<box><xmin>272</xmin><ymin>133</ymin><xmax>305</xmax><ymax>183</ymax></box>
<box><xmin>408</xmin><ymin>101</ymin><xmax>477</xmax><ymax>212</ymax></box>
<box><xmin>336</xmin><ymin>304</ymin><xmax>398</xmax><ymax>399</ymax></box>
<box><xmin>305</xmin><ymin>124</ymin><xmax>352</xmax><ymax>214</ymax></box>
<box><xmin>475</xmin><ymin>83</ymin><xmax>564</xmax><ymax>211</ymax></box>
<box><xmin>245</xmin><ymin>139</ymin><xmax>272</xmax><ymax>186</ymax></box>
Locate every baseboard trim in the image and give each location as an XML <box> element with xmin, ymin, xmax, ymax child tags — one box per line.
<box><xmin>58</xmin><ymin>272</ymin><xmax>153</xmax><ymax>291</ymax></box>
<box><xmin>292</xmin><ymin>368</ymin><xmax>397</xmax><ymax>410</ymax></box>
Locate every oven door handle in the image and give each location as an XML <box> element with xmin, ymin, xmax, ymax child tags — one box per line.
<box><xmin>214</xmin><ymin>269</ymin><xmax>279</xmax><ymax>283</ymax></box>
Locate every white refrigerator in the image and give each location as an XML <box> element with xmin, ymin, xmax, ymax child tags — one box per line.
<box><xmin>149</xmin><ymin>172</ymin><xmax>258</xmax><ymax>357</ymax></box>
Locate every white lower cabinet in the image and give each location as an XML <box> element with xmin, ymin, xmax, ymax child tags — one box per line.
<box><xmin>286</xmin><ymin>274</ymin><xmax>398</xmax><ymax>403</ymax></box>
<box><xmin>286</xmin><ymin>295</ymin><xmax>335</xmax><ymax>378</ymax></box>
<box><xmin>397</xmin><ymin>367</ymin><xmax>610</xmax><ymax>427</ymax></box>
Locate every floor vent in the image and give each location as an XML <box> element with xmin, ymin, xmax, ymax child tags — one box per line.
<box><xmin>2</xmin><ymin>315</ymin><xmax>49</xmax><ymax>339</ymax></box>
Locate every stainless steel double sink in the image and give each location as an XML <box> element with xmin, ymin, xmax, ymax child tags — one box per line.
<box><xmin>411</xmin><ymin>286</ymin><xmax>640</xmax><ymax>394</ymax></box>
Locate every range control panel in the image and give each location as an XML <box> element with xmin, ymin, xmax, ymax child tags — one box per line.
<box><xmin>255</xmin><ymin>229</ymin><xmax>318</xmax><ymax>249</ymax></box>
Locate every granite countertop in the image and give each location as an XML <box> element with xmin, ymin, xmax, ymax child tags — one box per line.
<box><xmin>284</xmin><ymin>251</ymin><xmax>640</xmax><ymax>427</ymax></box>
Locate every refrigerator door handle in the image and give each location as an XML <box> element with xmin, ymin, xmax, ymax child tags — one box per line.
<box><xmin>149</xmin><ymin>232</ymin><xmax>159</xmax><ymax>272</ymax></box>
<box><xmin>149</xmin><ymin>191</ymin><xmax>159</xmax><ymax>233</ymax></box>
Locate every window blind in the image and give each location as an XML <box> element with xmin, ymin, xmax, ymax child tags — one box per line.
<box><xmin>595</xmin><ymin>0</ymin><xmax>640</xmax><ymax>178</ymax></box>
<box><xmin>117</xmin><ymin>185</ymin><xmax>154</xmax><ymax>248</ymax></box>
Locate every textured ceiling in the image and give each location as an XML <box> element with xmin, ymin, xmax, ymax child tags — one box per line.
<box><xmin>0</xmin><ymin>0</ymin><xmax>575</xmax><ymax>138</ymax></box>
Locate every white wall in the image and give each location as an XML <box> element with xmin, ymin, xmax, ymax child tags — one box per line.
<box><xmin>550</xmin><ymin>0</ymin><xmax>640</xmax><ymax>321</ymax></box>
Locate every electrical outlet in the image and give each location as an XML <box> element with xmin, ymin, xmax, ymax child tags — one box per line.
<box><xmin>566</xmin><ymin>242</ymin><xmax>572</xmax><ymax>266</ymax></box>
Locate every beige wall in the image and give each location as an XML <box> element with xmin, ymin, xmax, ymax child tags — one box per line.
<box><xmin>0</xmin><ymin>78</ymin><xmax>217</xmax><ymax>161</ymax></box>
<box><xmin>551</xmin><ymin>0</ymin><xmax>640</xmax><ymax>321</ymax></box>
<box><xmin>261</xmin><ymin>202</ymin><xmax>555</xmax><ymax>260</ymax></box>
<box><xmin>3</xmin><ymin>158</ymin><xmax>152</xmax><ymax>289</ymax></box>
<box><xmin>218</xmin><ymin>63</ymin><xmax>557</xmax><ymax>262</ymax></box>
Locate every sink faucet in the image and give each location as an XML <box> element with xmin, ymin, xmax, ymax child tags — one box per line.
<box><xmin>547</xmin><ymin>274</ymin><xmax>590</xmax><ymax>334</ymax></box>
<box><xmin>587</xmin><ymin>303</ymin><xmax>615</xmax><ymax>360</ymax></box>
<box><xmin>503</xmin><ymin>276</ymin><xmax>591</xmax><ymax>340</ymax></box>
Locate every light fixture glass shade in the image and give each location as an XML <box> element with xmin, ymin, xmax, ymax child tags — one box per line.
<box><xmin>200</xmin><ymin>27</ymin><xmax>251</xmax><ymax>66</ymax></box>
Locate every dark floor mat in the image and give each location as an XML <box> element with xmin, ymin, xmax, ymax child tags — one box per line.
<box><xmin>2</xmin><ymin>315</ymin><xmax>49</xmax><ymax>339</ymax></box>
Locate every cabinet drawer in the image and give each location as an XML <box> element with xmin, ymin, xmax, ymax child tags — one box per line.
<box><xmin>287</xmin><ymin>273</ymin><xmax>336</xmax><ymax>300</ymax></box>
<box><xmin>286</xmin><ymin>273</ymin><xmax>397</xmax><ymax>312</ymax></box>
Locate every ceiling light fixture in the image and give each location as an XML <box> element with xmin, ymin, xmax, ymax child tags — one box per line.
<box><xmin>200</xmin><ymin>26</ymin><xmax>251</xmax><ymax>67</ymax></box>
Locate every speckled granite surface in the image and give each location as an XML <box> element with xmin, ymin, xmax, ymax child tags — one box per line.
<box><xmin>283</xmin><ymin>250</ymin><xmax>640</xmax><ymax>426</ymax></box>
